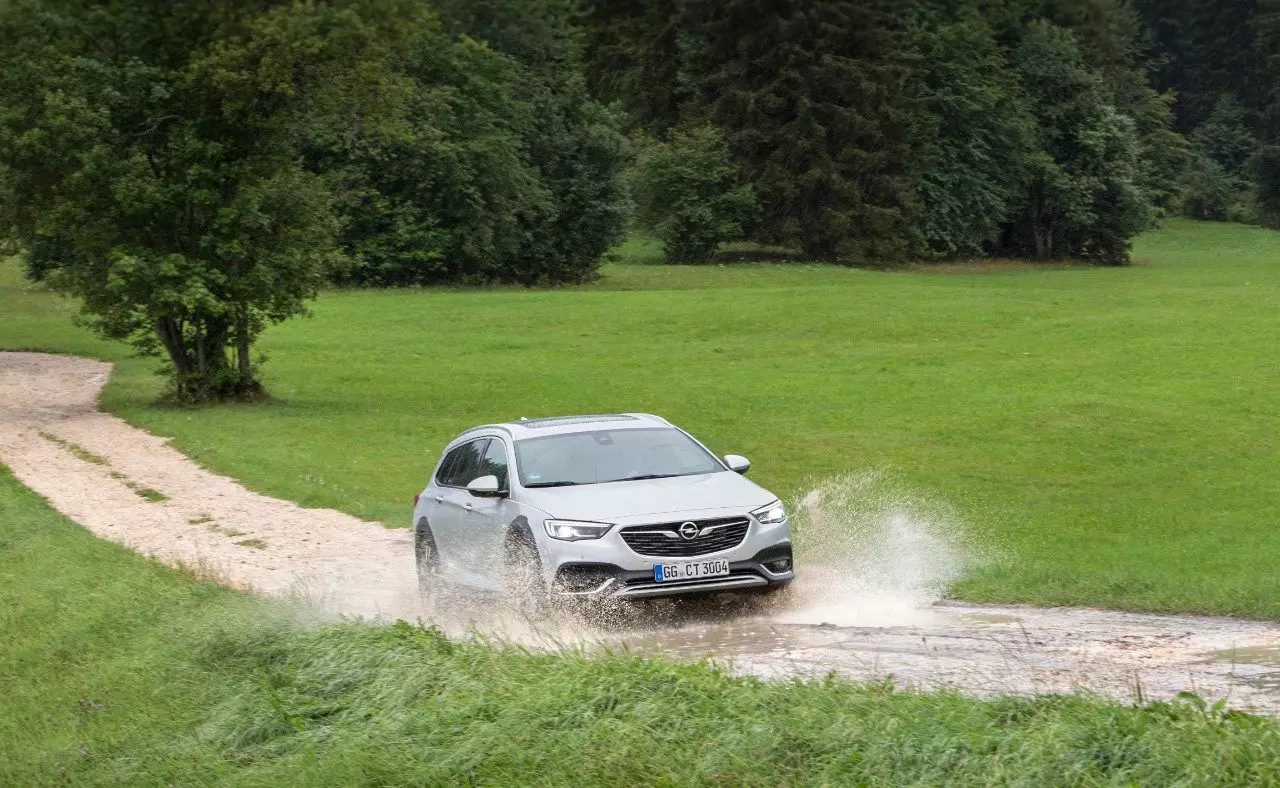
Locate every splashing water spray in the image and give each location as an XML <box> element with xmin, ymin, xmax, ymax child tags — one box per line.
<box><xmin>767</xmin><ymin>469</ymin><xmax>983</xmax><ymax>627</ymax></box>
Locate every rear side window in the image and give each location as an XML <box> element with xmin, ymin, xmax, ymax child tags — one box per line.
<box><xmin>436</xmin><ymin>439</ymin><xmax>489</xmax><ymax>487</ymax></box>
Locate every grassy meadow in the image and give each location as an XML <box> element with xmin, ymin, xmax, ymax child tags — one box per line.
<box><xmin>3</xmin><ymin>219</ymin><xmax>1280</xmax><ymax>616</ymax></box>
<box><xmin>4</xmin><ymin>466</ymin><xmax>1280</xmax><ymax>785</ymax></box>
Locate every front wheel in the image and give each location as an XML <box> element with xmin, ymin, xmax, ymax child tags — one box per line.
<box><xmin>503</xmin><ymin>533</ymin><xmax>549</xmax><ymax>619</ymax></box>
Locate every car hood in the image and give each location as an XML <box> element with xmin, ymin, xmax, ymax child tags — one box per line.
<box><xmin>517</xmin><ymin>471</ymin><xmax>777</xmax><ymax>523</ymax></box>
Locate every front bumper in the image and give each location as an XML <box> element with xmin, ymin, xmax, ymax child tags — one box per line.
<box><xmin>552</xmin><ymin>544</ymin><xmax>794</xmax><ymax>600</ymax></box>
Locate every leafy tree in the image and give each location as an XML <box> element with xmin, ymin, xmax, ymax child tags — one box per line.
<box><xmin>630</xmin><ymin>125</ymin><xmax>757</xmax><ymax>263</ymax></box>
<box><xmin>1182</xmin><ymin>96</ymin><xmax>1259</xmax><ymax>222</ymax></box>
<box><xmin>0</xmin><ymin>0</ymin><xmax>387</xmax><ymax>400</ymax></box>
<box><xmin>1006</xmin><ymin>22</ymin><xmax>1153</xmax><ymax>264</ymax></box>
<box><xmin>912</xmin><ymin>20</ymin><xmax>1037</xmax><ymax>256</ymax></box>
<box><xmin>1254</xmin><ymin>145</ymin><xmax>1280</xmax><ymax>229</ymax></box>
<box><xmin>1133</xmin><ymin>0</ymin><xmax>1265</xmax><ymax>132</ymax></box>
<box><xmin>307</xmin><ymin>30</ymin><xmax>549</xmax><ymax>286</ymax></box>
<box><xmin>433</xmin><ymin>0</ymin><xmax>631</xmax><ymax>284</ymax></box>
<box><xmin>1256</xmin><ymin>0</ymin><xmax>1280</xmax><ymax>228</ymax></box>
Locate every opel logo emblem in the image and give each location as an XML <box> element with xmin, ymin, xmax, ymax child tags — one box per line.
<box><xmin>678</xmin><ymin>522</ymin><xmax>699</xmax><ymax>540</ymax></box>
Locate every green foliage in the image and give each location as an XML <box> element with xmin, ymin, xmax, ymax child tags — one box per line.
<box><xmin>583</xmin><ymin>0</ymin><xmax>684</xmax><ymax>132</ymax></box>
<box><xmin>310</xmin><ymin>28</ymin><xmax>547</xmax><ymax>286</ymax></box>
<box><xmin>431</xmin><ymin>0</ymin><xmax>632</xmax><ymax>285</ymax></box>
<box><xmin>682</xmin><ymin>0</ymin><xmax>921</xmax><ymax>263</ymax></box>
<box><xmin>1006</xmin><ymin>22</ymin><xmax>1154</xmax><ymax>264</ymax></box>
<box><xmin>1182</xmin><ymin>97</ymin><xmax>1260</xmax><ymax>222</ymax></box>
<box><xmin>1255</xmin><ymin>145</ymin><xmax>1280</xmax><ymax>229</ymax></box>
<box><xmin>912</xmin><ymin>20</ymin><xmax>1036</xmax><ymax>256</ymax></box>
<box><xmin>582</xmin><ymin>0</ymin><xmax>1176</xmax><ymax>265</ymax></box>
<box><xmin>630</xmin><ymin>125</ymin><xmax>757</xmax><ymax>264</ymax></box>
<box><xmin>0</xmin><ymin>0</ymin><xmax>374</xmax><ymax>400</ymax></box>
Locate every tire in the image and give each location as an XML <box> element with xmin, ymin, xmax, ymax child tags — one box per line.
<box><xmin>503</xmin><ymin>530</ymin><xmax>549</xmax><ymax>619</ymax></box>
<box><xmin>414</xmin><ymin>520</ymin><xmax>441</xmax><ymax>594</ymax></box>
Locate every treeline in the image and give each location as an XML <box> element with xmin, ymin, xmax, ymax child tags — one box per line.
<box><xmin>1</xmin><ymin>0</ymin><xmax>1276</xmax><ymax>399</ymax></box>
<box><xmin>595</xmin><ymin>0</ymin><xmax>1279</xmax><ymax>266</ymax></box>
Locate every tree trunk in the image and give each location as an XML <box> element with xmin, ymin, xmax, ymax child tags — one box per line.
<box><xmin>154</xmin><ymin>316</ymin><xmax>190</xmax><ymax>375</ymax></box>
<box><xmin>203</xmin><ymin>316</ymin><xmax>230</xmax><ymax>372</ymax></box>
<box><xmin>235</xmin><ymin>305</ymin><xmax>251</xmax><ymax>381</ymax></box>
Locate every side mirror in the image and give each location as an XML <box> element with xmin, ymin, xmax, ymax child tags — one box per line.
<box><xmin>724</xmin><ymin>454</ymin><xmax>751</xmax><ymax>474</ymax></box>
<box><xmin>466</xmin><ymin>475</ymin><xmax>504</xmax><ymax>497</ymax></box>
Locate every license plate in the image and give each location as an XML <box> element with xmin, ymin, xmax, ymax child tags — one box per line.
<box><xmin>654</xmin><ymin>559</ymin><xmax>731</xmax><ymax>583</ymax></box>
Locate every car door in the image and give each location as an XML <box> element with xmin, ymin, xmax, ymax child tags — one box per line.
<box><xmin>456</xmin><ymin>437</ymin><xmax>515</xmax><ymax>579</ymax></box>
<box><xmin>429</xmin><ymin>437</ymin><xmax>488</xmax><ymax>568</ymax></box>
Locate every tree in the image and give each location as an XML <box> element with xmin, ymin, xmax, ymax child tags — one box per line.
<box><xmin>1255</xmin><ymin>0</ymin><xmax>1280</xmax><ymax>228</ymax></box>
<box><xmin>681</xmin><ymin>0</ymin><xmax>921</xmax><ymax>263</ymax></box>
<box><xmin>1182</xmin><ymin>96</ymin><xmax>1259</xmax><ymax>222</ymax></box>
<box><xmin>1254</xmin><ymin>145</ymin><xmax>1280</xmax><ymax>228</ymax></box>
<box><xmin>308</xmin><ymin>30</ymin><xmax>551</xmax><ymax>286</ymax></box>
<box><xmin>433</xmin><ymin>0</ymin><xmax>632</xmax><ymax>284</ymax></box>
<box><xmin>582</xmin><ymin>0</ymin><xmax>685</xmax><ymax>133</ymax></box>
<box><xmin>1006</xmin><ymin>22</ymin><xmax>1153</xmax><ymax>264</ymax></box>
<box><xmin>630</xmin><ymin>125</ymin><xmax>757</xmax><ymax>263</ymax></box>
<box><xmin>0</xmin><ymin>1</ymin><xmax>406</xmax><ymax>400</ymax></box>
<box><xmin>912</xmin><ymin>20</ymin><xmax>1037</xmax><ymax>256</ymax></box>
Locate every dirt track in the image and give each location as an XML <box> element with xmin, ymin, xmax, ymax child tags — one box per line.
<box><xmin>4</xmin><ymin>351</ymin><xmax>1280</xmax><ymax>713</ymax></box>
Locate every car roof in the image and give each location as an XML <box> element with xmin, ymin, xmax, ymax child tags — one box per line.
<box><xmin>451</xmin><ymin>413</ymin><xmax>674</xmax><ymax>444</ymax></box>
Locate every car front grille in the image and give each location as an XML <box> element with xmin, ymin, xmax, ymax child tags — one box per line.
<box><xmin>619</xmin><ymin>517</ymin><xmax>751</xmax><ymax>558</ymax></box>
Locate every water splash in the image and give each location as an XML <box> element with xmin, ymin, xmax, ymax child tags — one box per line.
<box><xmin>768</xmin><ymin>469</ymin><xmax>980</xmax><ymax>627</ymax></box>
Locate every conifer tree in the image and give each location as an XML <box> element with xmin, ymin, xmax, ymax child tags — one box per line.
<box><xmin>681</xmin><ymin>0</ymin><xmax>920</xmax><ymax>262</ymax></box>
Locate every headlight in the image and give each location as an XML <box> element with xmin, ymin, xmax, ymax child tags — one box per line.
<box><xmin>752</xmin><ymin>501</ymin><xmax>787</xmax><ymax>525</ymax></box>
<box><xmin>543</xmin><ymin>519</ymin><xmax>614</xmax><ymax>541</ymax></box>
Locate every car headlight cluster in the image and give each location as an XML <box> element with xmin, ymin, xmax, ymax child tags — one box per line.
<box><xmin>751</xmin><ymin>501</ymin><xmax>787</xmax><ymax>525</ymax></box>
<box><xmin>543</xmin><ymin>519</ymin><xmax>614</xmax><ymax>541</ymax></box>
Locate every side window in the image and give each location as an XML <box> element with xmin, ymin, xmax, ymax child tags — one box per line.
<box><xmin>437</xmin><ymin>439</ymin><xmax>488</xmax><ymax>487</ymax></box>
<box><xmin>478</xmin><ymin>438</ymin><xmax>509</xmax><ymax>490</ymax></box>
<box><xmin>435</xmin><ymin>447</ymin><xmax>461</xmax><ymax>486</ymax></box>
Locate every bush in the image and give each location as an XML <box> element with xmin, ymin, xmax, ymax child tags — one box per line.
<box><xmin>1182</xmin><ymin>155</ymin><xmax>1257</xmax><ymax>223</ymax></box>
<box><xmin>631</xmin><ymin>125</ymin><xmax>757</xmax><ymax>264</ymax></box>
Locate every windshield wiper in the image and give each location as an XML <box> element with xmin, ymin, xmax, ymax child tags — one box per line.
<box><xmin>523</xmin><ymin>480</ymin><xmax>582</xmax><ymax>488</ymax></box>
<box><xmin>616</xmin><ymin>473</ymin><xmax>684</xmax><ymax>482</ymax></box>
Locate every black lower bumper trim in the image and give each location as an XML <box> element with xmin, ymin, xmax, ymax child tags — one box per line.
<box><xmin>553</xmin><ymin>544</ymin><xmax>793</xmax><ymax>599</ymax></box>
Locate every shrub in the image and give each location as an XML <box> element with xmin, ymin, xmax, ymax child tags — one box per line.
<box><xmin>631</xmin><ymin>125</ymin><xmax>757</xmax><ymax>264</ymax></box>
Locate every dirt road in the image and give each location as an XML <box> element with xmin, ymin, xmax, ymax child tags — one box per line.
<box><xmin>4</xmin><ymin>351</ymin><xmax>1279</xmax><ymax>712</ymax></box>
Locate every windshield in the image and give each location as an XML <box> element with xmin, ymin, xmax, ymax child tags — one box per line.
<box><xmin>514</xmin><ymin>428</ymin><xmax>724</xmax><ymax>487</ymax></box>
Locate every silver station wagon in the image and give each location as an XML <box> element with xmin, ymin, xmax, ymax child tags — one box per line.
<box><xmin>412</xmin><ymin>414</ymin><xmax>794</xmax><ymax>608</ymax></box>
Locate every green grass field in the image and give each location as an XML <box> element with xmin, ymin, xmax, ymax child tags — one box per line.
<box><xmin>4</xmin><ymin>219</ymin><xmax>1280</xmax><ymax>616</ymax></box>
<box><xmin>4</xmin><ymin>466</ymin><xmax>1280</xmax><ymax>785</ymax></box>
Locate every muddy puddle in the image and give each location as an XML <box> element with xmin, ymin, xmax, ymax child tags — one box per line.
<box><xmin>389</xmin><ymin>571</ymin><xmax>1280</xmax><ymax>715</ymax></box>
<box><xmin>5</xmin><ymin>351</ymin><xmax>1280</xmax><ymax>715</ymax></box>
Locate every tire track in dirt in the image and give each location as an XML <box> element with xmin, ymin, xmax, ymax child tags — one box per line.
<box><xmin>0</xmin><ymin>351</ymin><xmax>418</xmax><ymax>617</ymax></box>
<box><xmin>4</xmin><ymin>351</ymin><xmax>1280</xmax><ymax>713</ymax></box>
